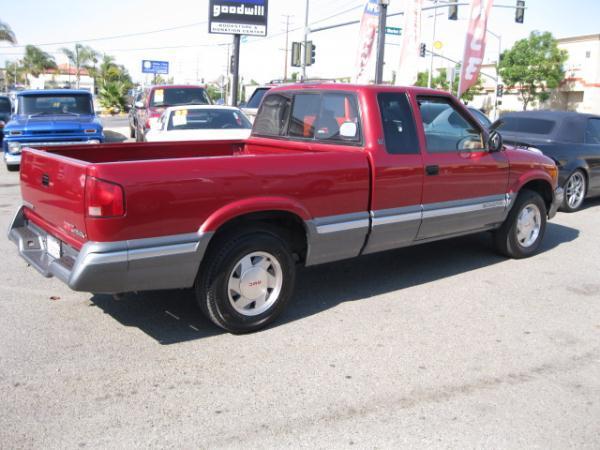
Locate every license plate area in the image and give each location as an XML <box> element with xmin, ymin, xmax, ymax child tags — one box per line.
<box><xmin>46</xmin><ymin>235</ymin><xmax>62</xmax><ymax>259</ymax></box>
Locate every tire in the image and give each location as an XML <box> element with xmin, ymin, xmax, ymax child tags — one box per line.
<box><xmin>6</xmin><ymin>164</ymin><xmax>19</xmax><ymax>172</ymax></box>
<box><xmin>195</xmin><ymin>228</ymin><xmax>296</xmax><ymax>333</ymax></box>
<box><xmin>494</xmin><ymin>189</ymin><xmax>547</xmax><ymax>259</ymax></box>
<box><xmin>561</xmin><ymin>169</ymin><xmax>587</xmax><ymax>213</ymax></box>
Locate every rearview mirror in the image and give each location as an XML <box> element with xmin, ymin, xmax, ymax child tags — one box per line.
<box><xmin>340</xmin><ymin>121</ymin><xmax>358</xmax><ymax>139</ymax></box>
<box><xmin>488</xmin><ymin>130</ymin><xmax>503</xmax><ymax>152</ymax></box>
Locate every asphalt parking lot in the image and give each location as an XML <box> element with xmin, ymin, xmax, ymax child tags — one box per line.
<box><xmin>0</xmin><ymin>158</ymin><xmax>599</xmax><ymax>448</ymax></box>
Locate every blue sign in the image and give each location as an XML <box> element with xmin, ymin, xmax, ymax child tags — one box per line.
<box><xmin>141</xmin><ymin>60</ymin><xmax>169</xmax><ymax>75</ymax></box>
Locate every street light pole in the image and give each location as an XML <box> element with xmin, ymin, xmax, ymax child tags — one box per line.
<box><xmin>302</xmin><ymin>0</ymin><xmax>310</xmax><ymax>80</ymax></box>
<box><xmin>487</xmin><ymin>28</ymin><xmax>502</xmax><ymax>120</ymax></box>
<box><xmin>375</xmin><ymin>0</ymin><xmax>389</xmax><ymax>84</ymax></box>
<box><xmin>427</xmin><ymin>0</ymin><xmax>439</xmax><ymax>89</ymax></box>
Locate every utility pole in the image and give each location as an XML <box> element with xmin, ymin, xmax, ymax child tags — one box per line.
<box><xmin>487</xmin><ymin>28</ymin><xmax>502</xmax><ymax>120</ymax></box>
<box><xmin>375</xmin><ymin>0</ymin><xmax>389</xmax><ymax>84</ymax></box>
<box><xmin>231</xmin><ymin>34</ymin><xmax>241</xmax><ymax>106</ymax></box>
<box><xmin>302</xmin><ymin>0</ymin><xmax>310</xmax><ymax>80</ymax></box>
<box><xmin>282</xmin><ymin>14</ymin><xmax>293</xmax><ymax>82</ymax></box>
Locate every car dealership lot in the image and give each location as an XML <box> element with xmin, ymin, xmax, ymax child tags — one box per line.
<box><xmin>0</xmin><ymin>164</ymin><xmax>599</xmax><ymax>448</ymax></box>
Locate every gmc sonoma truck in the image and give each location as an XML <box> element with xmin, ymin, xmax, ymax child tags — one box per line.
<box><xmin>9</xmin><ymin>84</ymin><xmax>563</xmax><ymax>333</ymax></box>
<box><xmin>3</xmin><ymin>89</ymin><xmax>104</xmax><ymax>172</ymax></box>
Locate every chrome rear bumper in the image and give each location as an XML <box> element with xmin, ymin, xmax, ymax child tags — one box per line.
<box><xmin>8</xmin><ymin>207</ymin><xmax>213</xmax><ymax>294</ymax></box>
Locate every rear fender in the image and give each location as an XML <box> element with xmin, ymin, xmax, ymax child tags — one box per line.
<box><xmin>199</xmin><ymin>197</ymin><xmax>312</xmax><ymax>234</ymax></box>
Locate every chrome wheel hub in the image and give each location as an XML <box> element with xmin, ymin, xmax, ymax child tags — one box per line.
<box><xmin>516</xmin><ymin>204</ymin><xmax>542</xmax><ymax>248</ymax></box>
<box><xmin>565</xmin><ymin>172</ymin><xmax>585</xmax><ymax>209</ymax></box>
<box><xmin>227</xmin><ymin>251</ymin><xmax>283</xmax><ymax>316</ymax></box>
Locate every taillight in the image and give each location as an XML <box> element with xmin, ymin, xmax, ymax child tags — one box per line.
<box><xmin>85</xmin><ymin>177</ymin><xmax>125</xmax><ymax>217</ymax></box>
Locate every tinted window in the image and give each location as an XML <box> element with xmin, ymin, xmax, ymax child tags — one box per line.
<box><xmin>316</xmin><ymin>93</ymin><xmax>360</xmax><ymax>142</ymax></box>
<box><xmin>0</xmin><ymin>98</ymin><xmax>11</xmax><ymax>112</ymax></box>
<box><xmin>18</xmin><ymin>94</ymin><xmax>93</xmax><ymax>115</ymax></box>
<box><xmin>418</xmin><ymin>97</ymin><xmax>484</xmax><ymax>153</ymax></box>
<box><xmin>378</xmin><ymin>93</ymin><xmax>419</xmax><ymax>154</ymax></box>
<box><xmin>500</xmin><ymin>117</ymin><xmax>556</xmax><ymax>134</ymax></box>
<box><xmin>468</xmin><ymin>108</ymin><xmax>492</xmax><ymax>128</ymax></box>
<box><xmin>150</xmin><ymin>88</ymin><xmax>210</xmax><ymax>107</ymax></box>
<box><xmin>289</xmin><ymin>94</ymin><xmax>321</xmax><ymax>138</ymax></box>
<box><xmin>167</xmin><ymin>108</ymin><xmax>251</xmax><ymax>131</ymax></box>
<box><xmin>253</xmin><ymin>93</ymin><xmax>291</xmax><ymax>136</ymax></box>
<box><xmin>246</xmin><ymin>88</ymin><xmax>269</xmax><ymax>109</ymax></box>
<box><xmin>585</xmin><ymin>118</ymin><xmax>600</xmax><ymax>144</ymax></box>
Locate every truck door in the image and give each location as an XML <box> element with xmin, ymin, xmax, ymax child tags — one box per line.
<box><xmin>363</xmin><ymin>91</ymin><xmax>424</xmax><ymax>254</ymax></box>
<box><xmin>414</xmin><ymin>95</ymin><xmax>509</xmax><ymax>240</ymax></box>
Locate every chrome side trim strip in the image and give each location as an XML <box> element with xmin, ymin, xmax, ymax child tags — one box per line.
<box><xmin>422</xmin><ymin>194</ymin><xmax>507</xmax><ymax>219</ymax></box>
<box><xmin>313</xmin><ymin>212</ymin><xmax>370</xmax><ymax>234</ymax></box>
<box><xmin>371</xmin><ymin>206</ymin><xmax>423</xmax><ymax>226</ymax></box>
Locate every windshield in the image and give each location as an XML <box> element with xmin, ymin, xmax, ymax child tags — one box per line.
<box><xmin>0</xmin><ymin>98</ymin><xmax>11</xmax><ymax>113</ymax></box>
<box><xmin>246</xmin><ymin>88</ymin><xmax>270</xmax><ymax>109</ymax></box>
<box><xmin>167</xmin><ymin>108</ymin><xmax>251</xmax><ymax>131</ymax></box>
<box><xmin>18</xmin><ymin>94</ymin><xmax>93</xmax><ymax>116</ymax></box>
<box><xmin>499</xmin><ymin>117</ymin><xmax>556</xmax><ymax>135</ymax></box>
<box><xmin>150</xmin><ymin>88</ymin><xmax>210</xmax><ymax>107</ymax></box>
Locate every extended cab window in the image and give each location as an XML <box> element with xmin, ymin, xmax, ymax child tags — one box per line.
<box><xmin>418</xmin><ymin>97</ymin><xmax>484</xmax><ymax>153</ymax></box>
<box><xmin>585</xmin><ymin>118</ymin><xmax>600</xmax><ymax>144</ymax></box>
<box><xmin>288</xmin><ymin>92</ymin><xmax>360</xmax><ymax>143</ymax></box>
<box><xmin>378</xmin><ymin>93</ymin><xmax>419</xmax><ymax>154</ymax></box>
<box><xmin>253</xmin><ymin>93</ymin><xmax>291</xmax><ymax>136</ymax></box>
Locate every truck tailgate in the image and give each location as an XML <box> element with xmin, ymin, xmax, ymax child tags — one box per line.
<box><xmin>20</xmin><ymin>148</ymin><xmax>88</xmax><ymax>248</ymax></box>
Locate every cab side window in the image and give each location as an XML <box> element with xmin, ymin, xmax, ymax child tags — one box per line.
<box><xmin>377</xmin><ymin>92</ymin><xmax>419</xmax><ymax>154</ymax></box>
<box><xmin>418</xmin><ymin>96</ymin><xmax>485</xmax><ymax>153</ymax></box>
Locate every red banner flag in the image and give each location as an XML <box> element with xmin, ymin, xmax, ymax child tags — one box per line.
<box><xmin>458</xmin><ymin>0</ymin><xmax>494</xmax><ymax>97</ymax></box>
<box><xmin>354</xmin><ymin>0</ymin><xmax>380</xmax><ymax>84</ymax></box>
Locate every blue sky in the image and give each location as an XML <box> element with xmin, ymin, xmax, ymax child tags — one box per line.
<box><xmin>1</xmin><ymin>0</ymin><xmax>599</xmax><ymax>84</ymax></box>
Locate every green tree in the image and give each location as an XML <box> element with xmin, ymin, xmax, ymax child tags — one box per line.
<box><xmin>60</xmin><ymin>43</ymin><xmax>99</xmax><ymax>89</ymax></box>
<box><xmin>0</xmin><ymin>20</ymin><xmax>16</xmax><ymax>44</ymax></box>
<box><xmin>5</xmin><ymin>60</ymin><xmax>26</xmax><ymax>87</ymax></box>
<box><xmin>21</xmin><ymin>45</ymin><xmax>57</xmax><ymax>78</ymax></box>
<box><xmin>499</xmin><ymin>31</ymin><xmax>568</xmax><ymax>111</ymax></box>
<box><xmin>415</xmin><ymin>67</ymin><xmax>483</xmax><ymax>101</ymax></box>
<box><xmin>98</xmin><ymin>80</ymin><xmax>127</xmax><ymax>113</ymax></box>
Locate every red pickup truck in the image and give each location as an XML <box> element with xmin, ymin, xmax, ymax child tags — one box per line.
<box><xmin>9</xmin><ymin>84</ymin><xmax>563</xmax><ymax>333</ymax></box>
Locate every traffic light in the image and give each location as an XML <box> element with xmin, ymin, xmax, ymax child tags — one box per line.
<box><xmin>291</xmin><ymin>42</ymin><xmax>302</xmax><ymax>67</ymax></box>
<box><xmin>448</xmin><ymin>0</ymin><xmax>458</xmax><ymax>20</ymax></box>
<box><xmin>497</xmin><ymin>84</ymin><xmax>504</xmax><ymax>98</ymax></box>
<box><xmin>515</xmin><ymin>0</ymin><xmax>525</xmax><ymax>23</ymax></box>
<box><xmin>305</xmin><ymin>41</ymin><xmax>316</xmax><ymax>66</ymax></box>
<box><xmin>419</xmin><ymin>43</ymin><xmax>426</xmax><ymax>58</ymax></box>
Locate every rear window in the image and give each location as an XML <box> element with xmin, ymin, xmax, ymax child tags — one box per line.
<box><xmin>167</xmin><ymin>109</ymin><xmax>251</xmax><ymax>131</ymax></box>
<box><xmin>500</xmin><ymin>117</ymin><xmax>556</xmax><ymax>135</ymax></box>
<box><xmin>18</xmin><ymin>94</ymin><xmax>93</xmax><ymax>115</ymax></box>
<box><xmin>150</xmin><ymin>88</ymin><xmax>210</xmax><ymax>107</ymax></box>
<box><xmin>253</xmin><ymin>93</ymin><xmax>291</xmax><ymax>136</ymax></box>
<box><xmin>246</xmin><ymin>88</ymin><xmax>269</xmax><ymax>109</ymax></box>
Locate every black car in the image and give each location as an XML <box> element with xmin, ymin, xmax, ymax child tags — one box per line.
<box><xmin>0</xmin><ymin>95</ymin><xmax>12</xmax><ymax>143</ymax></box>
<box><xmin>498</xmin><ymin>111</ymin><xmax>600</xmax><ymax>212</ymax></box>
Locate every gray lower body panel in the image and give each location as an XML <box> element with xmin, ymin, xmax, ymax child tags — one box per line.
<box><xmin>8</xmin><ymin>207</ymin><xmax>213</xmax><ymax>294</ymax></box>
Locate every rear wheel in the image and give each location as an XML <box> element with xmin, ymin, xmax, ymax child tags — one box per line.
<box><xmin>494</xmin><ymin>189</ymin><xmax>547</xmax><ymax>258</ymax></box>
<box><xmin>195</xmin><ymin>229</ymin><xmax>296</xmax><ymax>333</ymax></box>
<box><xmin>561</xmin><ymin>170</ymin><xmax>586</xmax><ymax>212</ymax></box>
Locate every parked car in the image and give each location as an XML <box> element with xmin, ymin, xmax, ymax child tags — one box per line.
<box><xmin>0</xmin><ymin>95</ymin><xmax>12</xmax><ymax>143</ymax></box>
<box><xmin>131</xmin><ymin>85</ymin><xmax>211</xmax><ymax>141</ymax></box>
<box><xmin>498</xmin><ymin>111</ymin><xmax>600</xmax><ymax>212</ymax></box>
<box><xmin>128</xmin><ymin>90</ymin><xmax>144</xmax><ymax>138</ymax></box>
<box><xmin>2</xmin><ymin>89</ymin><xmax>104</xmax><ymax>172</ymax></box>
<box><xmin>145</xmin><ymin>105</ymin><xmax>252</xmax><ymax>142</ymax></box>
<box><xmin>419</xmin><ymin>101</ymin><xmax>492</xmax><ymax>129</ymax></box>
<box><xmin>9</xmin><ymin>84</ymin><xmax>562</xmax><ymax>333</ymax></box>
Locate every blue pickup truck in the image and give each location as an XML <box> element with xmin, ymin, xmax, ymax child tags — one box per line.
<box><xmin>3</xmin><ymin>89</ymin><xmax>104</xmax><ymax>171</ymax></box>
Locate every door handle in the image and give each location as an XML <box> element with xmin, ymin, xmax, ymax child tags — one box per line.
<box><xmin>426</xmin><ymin>165</ymin><xmax>439</xmax><ymax>176</ymax></box>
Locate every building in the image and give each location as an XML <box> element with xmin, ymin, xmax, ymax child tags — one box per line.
<box><xmin>27</xmin><ymin>64</ymin><xmax>95</xmax><ymax>92</ymax></box>
<box><xmin>470</xmin><ymin>33</ymin><xmax>600</xmax><ymax>116</ymax></box>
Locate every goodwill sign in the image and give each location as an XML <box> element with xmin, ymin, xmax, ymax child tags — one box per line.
<box><xmin>209</xmin><ymin>0</ymin><xmax>268</xmax><ymax>36</ymax></box>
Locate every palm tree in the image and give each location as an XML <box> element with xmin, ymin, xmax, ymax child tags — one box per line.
<box><xmin>22</xmin><ymin>45</ymin><xmax>57</xmax><ymax>78</ymax></box>
<box><xmin>0</xmin><ymin>20</ymin><xmax>16</xmax><ymax>44</ymax></box>
<box><xmin>60</xmin><ymin>43</ymin><xmax>98</xmax><ymax>89</ymax></box>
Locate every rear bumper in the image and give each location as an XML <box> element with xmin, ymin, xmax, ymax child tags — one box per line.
<box><xmin>8</xmin><ymin>207</ymin><xmax>213</xmax><ymax>294</ymax></box>
<box><xmin>549</xmin><ymin>187</ymin><xmax>564</xmax><ymax>219</ymax></box>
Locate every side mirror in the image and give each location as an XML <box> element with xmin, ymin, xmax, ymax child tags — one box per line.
<box><xmin>134</xmin><ymin>101</ymin><xmax>145</xmax><ymax>109</ymax></box>
<box><xmin>340</xmin><ymin>121</ymin><xmax>358</xmax><ymax>139</ymax></box>
<box><xmin>488</xmin><ymin>130</ymin><xmax>503</xmax><ymax>152</ymax></box>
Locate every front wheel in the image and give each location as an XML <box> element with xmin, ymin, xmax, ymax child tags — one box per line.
<box><xmin>561</xmin><ymin>170</ymin><xmax>586</xmax><ymax>212</ymax></box>
<box><xmin>494</xmin><ymin>189</ymin><xmax>547</xmax><ymax>259</ymax></box>
<box><xmin>195</xmin><ymin>229</ymin><xmax>296</xmax><ymax>333</ymax></box>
